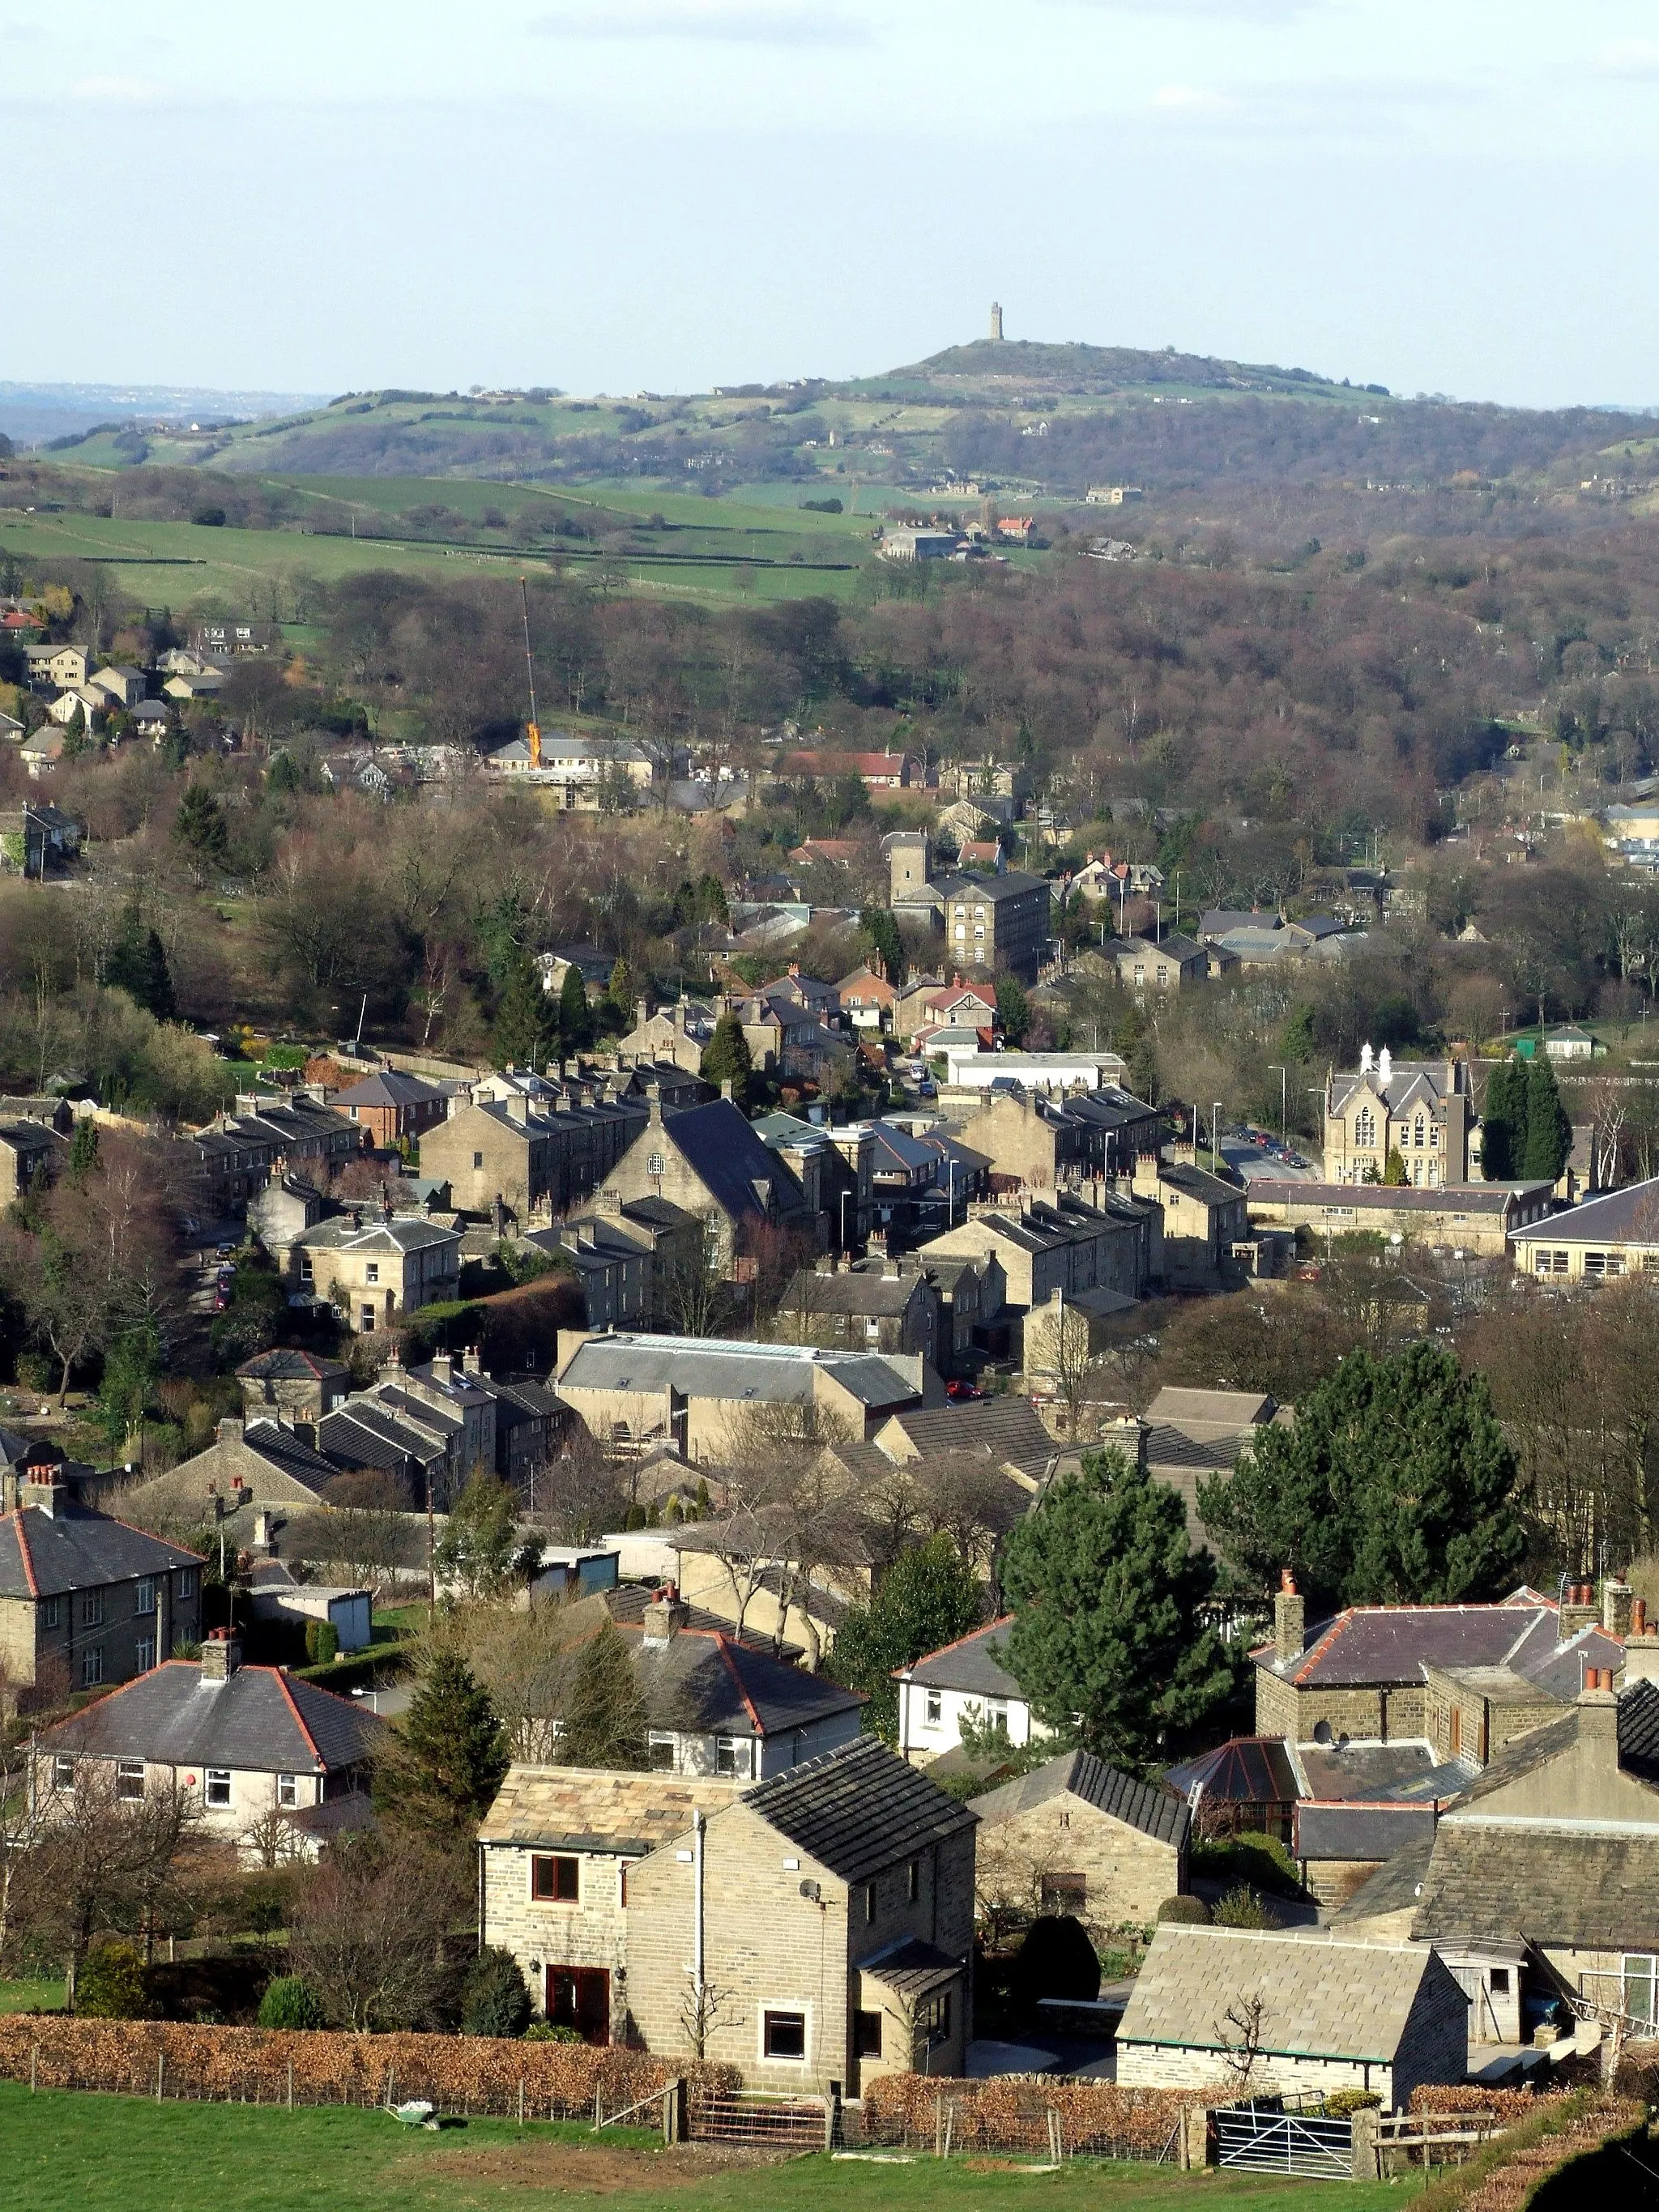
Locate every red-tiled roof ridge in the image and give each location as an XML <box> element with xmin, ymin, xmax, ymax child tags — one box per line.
<box><xmin>7</xmin><ymin>1511</ymin><xmax>39</xmax><ymax>1599</ymax></box>
<box><xmin>271</xmin><ymin>1667</ymin><xmax>326</xmax><ymax>1767</ymax></box>
<box><xmin>713</xmin><ymin>1635</ymin><xmax>766</xmax><ymax>1737</ymax></box>
<box><xmin>893</xmin><ymin>1614</ymin><xmax>1011</xmax><ymax>1680</ymax></box>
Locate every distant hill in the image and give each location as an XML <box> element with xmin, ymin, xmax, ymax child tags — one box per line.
<box><xmin>842</xmin><ymin>336</ymin><xmax>1373</xmax><ymax>404</ymax></box>
<box><xmin>0</xmin><ymin>379</ymin><xmax>328</xmax><ymax>449</ymax></box>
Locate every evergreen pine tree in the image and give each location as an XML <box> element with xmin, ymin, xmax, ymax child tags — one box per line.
<box><xmin>493</xmin><ymin>950</ymin><xmax>557</xmax><ymax>1071</ymax></box>
<box><xmin>106</xmin><ymin>919</ymin><xmax>177</xmax><ymax>1021</ymax></box>
<box><xmin>559</xmin><ymin>962</ymin><xmax>595</xmax><ymax>1051</ymax></box>
<box><xmin>1000</xmin><ymin>1450</ymin><xmax>1236</xmax><ymax>1775</ymax></box>
<box><xmin>172</xmin><ymin>782</ymin><xmax>228</xmax><ymax>870</ymax></box>
<box><xmin>561</xmin><ymin>1621</ymin><xmax>649</xmax><ymax>1768</ymax></box>
<box><xmin>1481</xmin><ymin>1056</ymin><xmax>1522</xmax><ymax>1180</ymax></box>
<box><xmin>1113</xmin><ymin>1004</ymin><xmax>1158</xmax><ymax>1103</ymax></box>
<box><xmin>859</xmin><ymin>906</ymin><xmax>905</xmax><ymax>983</ymax></box>
<box><xmin>700</xmin><ymin>1012</ymin><xmax>753</xmax><ymax>1102</ymax></box>
<box><xmin>824</xmin><ymin>1535</ymin><xmax>982</xmax><ymax>1741</ymax></box>
<box><xmin>432</xmin><ymin>1470</ymin><xmax>521</xmax><ymax>1599</ymax></box>
<box><xmin>66</xmin><ymin>1117</ymin><xmax>100</xmax><ymax>1186</ymax></box>
<box><xmin>374</xmin><ymin>1652</ymin><xmax>508</xmax><ymax>1839</ymax></box>
<box><xmin>1522</xmin><ymin>1054</ymin><xmax>1572</xmax><ymax>1184</ymax></box>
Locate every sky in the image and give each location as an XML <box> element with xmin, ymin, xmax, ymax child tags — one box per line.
<box><xmin>4</xmin><ymin>0</ymin><xmax>1658</xmax><ymax>408</ymax></box>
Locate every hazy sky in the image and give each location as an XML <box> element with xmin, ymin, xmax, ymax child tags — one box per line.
<box><xmin>5</xmin><ymin>0</ymin><xmax>1657</xmax><ymax>407</ymax></box>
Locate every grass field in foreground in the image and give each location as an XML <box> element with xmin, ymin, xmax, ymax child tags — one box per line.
<box><xmin>0</xmin><ymin>2084</ymin><xmax>1397</xmax><ymax>2212</ymax></box>
<box><xmin>0</xmin><ymin>1982</ymin><xmax>62</xmax><ymax>2016</ymax></box>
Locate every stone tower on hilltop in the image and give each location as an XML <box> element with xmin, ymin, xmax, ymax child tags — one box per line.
<box><xmin>989</xmin><ymin>302</ymin><xmax>1004</xmax><ymax>342</ymax></box>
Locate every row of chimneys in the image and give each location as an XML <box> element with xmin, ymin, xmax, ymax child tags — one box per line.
<box><xmin>1273</xmin><ymin>1566</ymin><xmax>1652</xmax><ymax>1673</ymax></box>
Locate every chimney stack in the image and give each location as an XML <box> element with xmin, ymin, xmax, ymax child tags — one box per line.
<box><xmin>1603</xmin><ymin>1578</ymin><xmax>1634</xmax><ymax>1639</ymax></box>
<box><xmin>20</xmin><ymin>1477</ymin><xmax>66</xmax><ymax>1518</ymax></box>
<box><xmin>1274</xmin><ymin>1569</ymin><xmax>1305</xmax><ymax>1670</ymax></box>
<box><xmin>1559</xmin><ymin>1582</ymin><xmax>1598</xmax><ymax>1641</ymax></box>
<box><xmin>430</xmin><ymin>1353</ymin><xmax>453</xmax><ymax>1384</ymax></box>
<box><xmin>217</xmin><ymin>1416</ymin><xmax>244</xmax><ymax>1450</ymax></box>
<box><xmin>642</xmin><ymin>1583</ymin><xmax>690</xmax><ymax>1646</ymax></box>
<box><xmin>200</xmin><ymin>1627</ymin><xmax>241</xmax><ymax>1684</ymax></box>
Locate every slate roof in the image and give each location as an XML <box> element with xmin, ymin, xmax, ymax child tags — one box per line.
<box><xmin>603</xmin><ymin>1582</ymin><xmax>802</xmax><ymax>1657</ymax></box>
<box><xmin>1414</xmin><ymin>1822</ymin><xmax>1659</xmax><ymax>1952</ymax></box>
<box><xmin>1147</xmin><ymin>1387</ymin><xmax>1274</xmax><ymax>1430</ymax></box>
<box><xmin>1510</xmin><ymin>1176</ymin><xmax>1659</xmax><ymax>1247</ymax></box>
<box><xmin>783</xmin><ymin>1268</ymin><xmax>926</xmax><ymax>1319</ymax></box>
<box><xmin>41</xmin><ymin>1659</ymin><xmax>384</xmax><ymax>1775</ymax></box>
<box><xmin>477</xmin><ymin>1765</ymin><xmax>744</xmax><ymax>1853</ymax></box>
<box><xmin>331</xmin><ymin>1071</ymin><xmax>446</xmax><ymax>1110</ymax></box>
<box><xmin>881</xmin><ymin>1398</ymin><xmax>1058</xmax><ymax>1476</ymax></box>
<box><xmin>743</xmin><ymin>1733</ymin><xmax>977</xmax><ymax>1882</ymax></box>
<box><xmin>968</xmin><ymin>1750</ymin><xmax>1190</xmax><ymax>1850</ymax></box>
<box><xmin>1298</xmin><ymin>1741</ymin><xmax>1473</xmax><ymax>1803</ymax></box>
<box><xmin>1260</xmin><ymin>1182</ymin><xmax>1541</xmax><ymax>1215</ymax></box>
<box><xmin>558</xmin><ymin>1332</ymin><xmax>919</xmax><ymax>1413</ymax></box>
<box><xmin>237</xmin><ymin>1349</ymin><xmax>350</xmax><ymax>1384</ymax></box>
<box><xmin>297</xmin><ymin>1214</ymin><xmax>460</xmax><ymax>1256</ymax></box>
<box><xmin>660</xmin><ymin>1097</ymin><xmax>808</xmax><ymax>1226</ymax></box>
<box><xmin>903</xmin><ymin>1617</ymin><xmax>1020</xmax><ymax>1699</ymax></box>
<box><xmin>0</xmin><ymin>1504</ymin><xmax>202</xmax><ymax>1601</ymax></box>
<box><xmin>1334</xmin><ymin>1835</ymin><xmax>1436</xmax><ymax>1924</ymax></box>
<box><xmin>239</xmin><ymin>1420</ymin><xmax>343</xmax><ymax>1495</ymax></box>
<box><xmin>1158</xmin><ymin>1161</ymin><xmax>1243</xmax><ymax>1207</ymax></box>
<box><xmin>1117</xmin><ymin>1924</ymin><xmax>1459</xmax><ymax>2064</ymax></box>
<box><xmin>620</xmin><ymin>1624</ymin><xmax>861</xmax><ymax>1739</ymax></box>
<box><xmin>1259</xmin><ymin>1596</ymin><xmax>1589</xmax><ymax>1687</ymax></box>
<box><xmin>1295</xmin><ymin>1801</ymin><xmax>1437</xmax><ymax>1863</ymax></box>
<box><xmin>859</xmin><ymin>1937</ymin><xmax>965</xmax><ymax>1998</ymax></box>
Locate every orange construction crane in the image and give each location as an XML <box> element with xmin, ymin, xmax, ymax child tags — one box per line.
<box><xmin>518</xmin><ymin>574</ymin><xmax>541</xmax><ymax>769</ymax></box>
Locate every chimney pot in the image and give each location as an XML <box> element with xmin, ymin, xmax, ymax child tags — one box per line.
<box><xmin>1274</xmin><ymin>1575</ymin><xmax>1306</xmax><ymax>1670</ymax></box>
<box><xmin>200</xmin><ymin>1627</ymin><xmax>241</xmax><ymax>1684</ymax></box>
<box><xmin>1634</xmin><ymin>1598</ymin><xmax>1649</xmax><ymax>1639</ymax></box>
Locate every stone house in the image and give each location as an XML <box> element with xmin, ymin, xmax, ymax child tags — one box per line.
<box><xmin>1255</xmin><ymin>1576</ymin><xmax>1627</xmax><ymax>1749</ymax></box>
<box><xmin>778</xmin><ymin>1255</ymin><xmax>941</xmax><ymax>1369</ymax></box>
<box><xmin>622</xmin><ymin>1591</ymin><xmax>863</xmax><ymax>1778</ymax></box>
<box><xmin>184</xmin><ymin>1097</ymin><xmax>362</xmax><ymax>1211</ymax></box>
<box><xmin>289</xmin><ymin>1213</ymin><xmax>462</xmax><ymax>1333</ymax></box>
<box><xmin>625</xmin><ymin>1736</ymin><xmax>977</xmax><ymax>2095</ymax></box>
<box><xmin>120</xmin><ymin>1416</ymin><xmax>343</xmax><ymax>1528</ymax></box>
<box><xmin>420</xmin><ymin>1091</ymin><xmax>647</xmax><ymax>1226</ymax></box>
<box><xmin>1116</xmin><ymin>1924</ymin><xmax>1467</xmax><ymax>2110</ymax></box>
<box><xmin>918</xmin><ymin>1191</ymin><xmax>1156</xmax><ymax>1330</ymax></box>
<box><xmin>0</xmin><ymin>1479</ymin><xmax>203</xmax><ymax>1708</ymax></box>
<box><xmin>480</xmin><ymin>1766</ymin><xmax>748</xmax><ymax>2044</ymax></box>
<box><xmin>956</xmin><ymin>1085</ymin><xmax>1163</xmax><ymax>1195</ymax></box>
<box><xmin>1131</xmin><ymin>1153</ymin><xmax>1247</xmax><ymax>1287</ymax></box>
<box><xmin>835</xmin><ymin>965</ymin><xmax>900</xmax><ymax>1029</ymax></box>
<box><xmin>36</xmin><ymin>1630</ymin><xmax>383</xmax><ymax>1860</ymax></box>
<box><xmin>968</xmin><ymin>1750</ymin><xmax>1190</xmax><ymax>1932</ymax></box>
<box><xmin>24</xmin><ymin>642</ymin><xmax>87</xmax><ymax>688</ymax></box>
<box><xmin>235</xmin><ymin>1349</ymin><xmax>352</xmax><ymax>1423</ymax></box>
<box><xmin>937</xmin><ymin>871</ymin><xmax>1050</xmax><ymax>982</ymax></box>
<box><xmin>1247</xmin><ymin>1178</ymin><xmax>1555</xmax><ymax>1260</ymax></box>
<box><xmin>330</xmin><ymin>1069</ymin><xmax>448</xmax><ymax>1148</ymax></box>
<box><xmin>1101</xmin><ymin>933</ymin><xmax>1208</xmax><ymax>992</ymax></box>
<box><xmin>0</xmin><ymin>1115</ymin><xmax>66</xmax><ymax>1207</ymax></box>
<box><xmin>1405</xmin><ymin>1677</ymin><xmax>1659</xmax><ymax>2042</ymax></box>
<box><xmin>594</xmin><ymin>1098</ymin><xmax>813</xmax><ymax>1272</ymax></box>
<box><xmin>1324</xmin><ymin>1045</ymin><xmax>1473</xmax><ymax>1187</ymax></box>
<box><xmin>922</xmin><ymin>1249</ymin><xmax>1007</xmax><ymax>1370</ymax></box>
<box><xmin>1139</xmin><ymin>1387</ymin><xmax>1278</xmax><ymax>1549</ymax></box>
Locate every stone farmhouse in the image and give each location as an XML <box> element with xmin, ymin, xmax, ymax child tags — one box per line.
<box><xmin>968</xmin><ymin>1750</ymin><xmax>1190</xmax><ymax>1933</ymax></box>
<box><xmin>480</xmin><ymin>1733</ymin><xmax>976</xmax><ymax>2089</ymax></box>
<box><xmin>1117</xmin><ymin>1924</ymin><xmax>1467</xmax><ymax>2110</ymax></box>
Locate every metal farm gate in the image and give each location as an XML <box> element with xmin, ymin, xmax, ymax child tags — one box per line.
<box><xmin>686</xmin><ymin>2089</ymin><xmax>829</xmax><ymax>2150</ymax></box>
<box><xmin>1214</xmin><ymin>2105</ymin><xmax>1354</xmax><ymax>2180</ymax></box>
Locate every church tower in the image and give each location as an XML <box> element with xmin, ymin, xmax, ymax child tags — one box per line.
<box><xmin>989</xmin><ymin>301</ymin><xmax>1004</xmax><ymax>343</ymax></box>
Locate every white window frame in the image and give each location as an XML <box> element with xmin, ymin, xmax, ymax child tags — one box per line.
<box><xmin>51</xmin><ymin>1755</ymin><xmax>74</xmax><ymax>1792</ymax></box>
<box><xmin>761</xmin><ymin>2005</ymin><xmax>811</xmax><ymax>2063</ymax></box>
<box><xmin>715</xmin><ymin>1736</ymin><xmax>752</xmax><ymax>1779</ymax></box>
<box><xmin>134</xmin><ymin>1577</ymin><xmax>156</xmax><ymax>1615</ymax></box>
<box><xmin>116</xmin><ymin>1758</ymin><xmax>146</xmax><ymax>1801</ymax></box>
<box><xmin>277</xmin><ymin>1773</ymin><xmax>299</xmax><ymax>1809</ymax></box>
<box><xmin>923</xmin><ymin>1690</ymin><xmax>942</xmax><ymax>1727</ymax></box>
<box><xmin>647</xmin><ymin>1732</ymin><xmax>677</xmax><ymax>1771</ymax></box>
<box><xmin>204</xmin><ymin>1769</ymin><xmax>232</xmax><ymax>1808</ymax></box>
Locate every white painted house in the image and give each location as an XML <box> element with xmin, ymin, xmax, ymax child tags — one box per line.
<box><xmin>896</xmin><ymin>1617</ymin><xmax>1046</xmax><ymax>1762</ymax></box>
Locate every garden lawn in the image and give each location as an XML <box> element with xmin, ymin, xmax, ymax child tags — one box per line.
<box><xmin>0</xmin><ymin>1983</ymin><xmax>62</xmax><ymax>2016</ymax></box>
<box><xmin>0</xmin><ymin>2083</ymin><xmax>1401</xmax><ymax>2212</ymax></box>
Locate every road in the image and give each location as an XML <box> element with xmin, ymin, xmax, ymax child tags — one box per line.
<box><xmin>1214</xmin><ymin>1134</ymin><xmax>1324</xmax><ymax>1183</ymax></box>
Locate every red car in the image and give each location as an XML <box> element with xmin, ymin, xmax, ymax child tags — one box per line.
<box><xmin>945</xmin><ymin>1379</ymin><xmax>983</xmax><ymax>1401</ymax></box>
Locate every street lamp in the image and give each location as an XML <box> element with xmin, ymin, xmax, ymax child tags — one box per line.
<box><xmin>1267</xmin><ymin>1064</ymin><xmax>1287</xmax><ymax>1143</ymax></box>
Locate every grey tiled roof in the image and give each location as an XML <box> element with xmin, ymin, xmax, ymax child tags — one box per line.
<box><xmin>1118</xmin><ymin>1924</ymin><xmax>1458</xmax><ymax>2064</ymax></box>
<box><xmin>478</xmin><ymin>1764</ymin><xmax>744</xmax><ymax>1852</ymax></box>
<box><xmin>1295</xmin><ymin>1801</ymin><xmax>1436</xmax><ymax>1863</ymax></box>
<box><xmin>1262</xmin><ymin>1598</ymin><xmax>1575</xmax><ymax>1688</ymax></box>
<box><xmin>744</xmin><ymin>1733</ymin><xmax>976</xmax><ymax>1882</ymax></box>
<box><xmin>1510</xmin><ymin>1176</ymin><xmax>1659</xmax><ymax>1245</ymax></box>
<box><xmin>859</xmin><ymin>1937</ymin><xmax>964</xmax><ymax>1997</ymax></box>
<box><xmin>1333</xmin><ymin>1835</ymin><xmax>1436</xmax><ymax>1924</ymax></box>
<box><xmin>1414</xmin><ymin>1822</ymin><xmax>1659</xmax><ymax>1951</ymax></box>
<box><xmin>0</xmin><ymin>1504</ymin><xmax>202</xmax><ymax>1600</ymax></box>
<box><xmin>616</xmin><ymin>1624</ymin><xmax>860</xmax><ymax>1738</ymax></box>
<box><xmin>558</xmin><ymin>1332</ymin><xmax>919</xmax><ymax>1412</ymax></box>
<box><xmin>904</xmin><ymin>1617</ymin><xmax>1019</xmax><ymax>1698</ymax></box>
<box><xmin>237</xmin><ymin>1349</ymin><xmax>349</xmax><ymax>1383</ymax></box>
<box><xmin>969</xmin><ymin>1750</ymin><xmax>1189</xmax><ymax>1849</ymax></box>
<box><xmin>660</xmin><ymin>1098</ymin><xmax>807</xmax><ymax>1226</ymax></box>
<box><xmin>41</xmin><ymin>1660</ymin><xmax>384</xmax><ymax>1774</ymax></box>
<box><xmin>881</xmin><ymin>1398</ymin><xmax>1058</xmax><ymax>1475</ymax></box>
<box><xmin>331</xmin><ymin>1071</ymin><xmax>446</xmax><ymax>1109</ymax></box>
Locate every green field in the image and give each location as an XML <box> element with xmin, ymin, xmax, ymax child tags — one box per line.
<box><xmin>0</xmin><ymin>2086</ymin><xmax>1396</xmax><ymax>2212</ymax></box>
<box><xmin>0</xmin><ymin>491</ymin><xmax>880</xmax><ymax>611</ymax></box>
<box><xmin>0</xmin><ymin>1982</ymin><xmax>63</xmax><ymax>2016</ymax></box>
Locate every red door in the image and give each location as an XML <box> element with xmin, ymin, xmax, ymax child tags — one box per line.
<box><xmin>547</xmin><ymin>1966</ymin><xmax>610</xmax><ymax>2045</ymax></box>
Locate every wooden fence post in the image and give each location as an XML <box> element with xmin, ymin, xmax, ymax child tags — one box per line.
<box><xmin>29</xmin><ymin>2044</ymin><xmax>36</xmax><ymax>2095</ymax></box>
<box><xmin>156</xmin><ymin>2053</ymin><xmax>164</xmax><ymax>2103</ymax></box>
<box><xmin>287</xmin><ymin>2061</ymin><xmax>294</xmax><ymax>2110</ymax></box>
<box><xmin>518</xmin><ymin>2076</ymin><xmax>525</xmax><ymax>2128</ymax></box>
